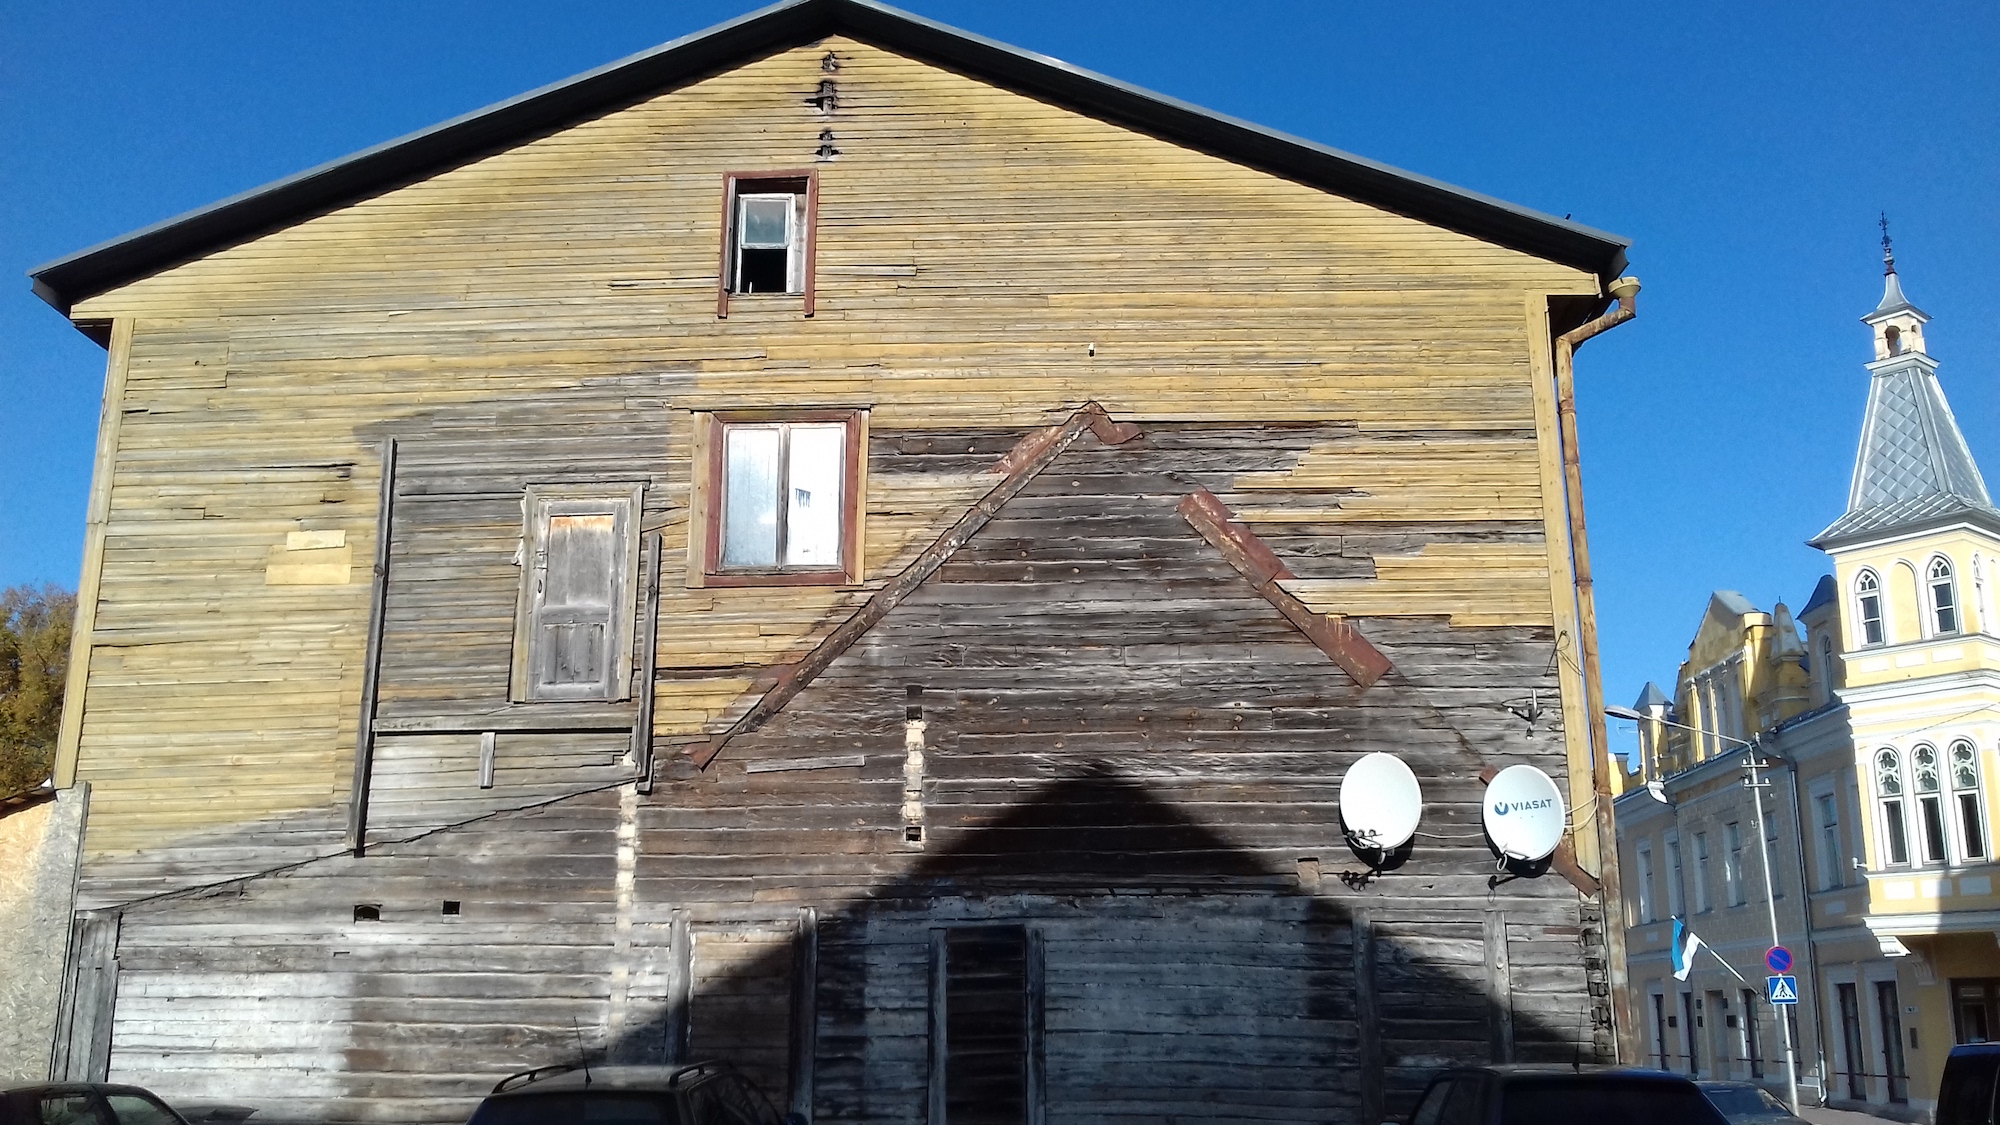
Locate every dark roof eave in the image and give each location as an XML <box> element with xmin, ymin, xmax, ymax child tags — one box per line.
<box><xmin>1808</xmin><ymin>505</ymin><xmax>2000</xmax><ymax>551</ymax></box>
<box><xmin>28</xmin><ymin>0</ymin><xmax>1630</xmax><ymax>328</ymax></box>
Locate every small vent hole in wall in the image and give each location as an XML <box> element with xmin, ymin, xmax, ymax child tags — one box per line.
<box><xmin>906</xmin><ymin>684</ymin><xmax>923</xmax><ymax>721</ymax></box>
<box><xmin>442</xmin><ymin>900</ymin><xmax>461</xmax><ymax>916</ymax></box>
<box><xmin>353</xmin><ymin>905</ymin><xmax>381</xmax><ymax>922</ymax></box>
<box><xmin>905</xmin><ymin>825</ymin><xmax>924</xmax><ymax>843</ymax></box>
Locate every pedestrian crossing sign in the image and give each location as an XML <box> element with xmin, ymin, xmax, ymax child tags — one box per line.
<box><xmin>1768</xmin><ymin>974</ymin><xmax>1799</xmax><ymax>1005</ymax></box>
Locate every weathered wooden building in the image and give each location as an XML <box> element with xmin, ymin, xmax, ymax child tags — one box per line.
<box><xmin>27</xmin><ymin>1</ymin><xmax>1639</xmax><ymax>1121</ymax></box>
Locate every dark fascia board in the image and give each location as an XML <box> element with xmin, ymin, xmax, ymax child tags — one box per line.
<box><xmin>28</xmin><ymin>0</ymin><xmax>1630</xmax><ymax>328</ymax></box>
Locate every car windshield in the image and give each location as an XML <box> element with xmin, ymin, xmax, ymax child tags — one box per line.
<box><xmin>1704</xmin><ymin>1086</ymin><xmax>1789</xmax><ymax>1116</ymax></box>
<box><xmin>1500</xmin><ymin>1077</ymin><xmax>1721</xmax><ymax>1125</ymax></box>
<box><xmin>467</xmin><ymin>1093</ymin><xmax>678</xmax><ymax>1125</ymax></box>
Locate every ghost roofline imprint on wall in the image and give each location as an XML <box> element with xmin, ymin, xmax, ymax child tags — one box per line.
<box><xmin>18</xmin><ymin>1</ymin><xmax>1639</xmax><ymax>1120</ymax></box>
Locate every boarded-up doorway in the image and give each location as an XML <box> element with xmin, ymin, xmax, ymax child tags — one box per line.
<box><xmin>928</xmin><ymin>926</ymin><xmax>1044</xmax><ymax>1125</ymax></box>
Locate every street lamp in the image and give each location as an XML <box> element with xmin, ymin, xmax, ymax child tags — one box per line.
<box><xmin>1605</xmin><ymin>705</ymin><xmax>1801</xmax><ymax>1113</ymax></box>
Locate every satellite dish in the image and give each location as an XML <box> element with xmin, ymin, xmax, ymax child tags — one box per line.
<box><xmin>1482</xmin><ymin>764</ymin><xmax>1566</xmax><ymax>861</ymax></box>
<box><xmin>1339</xmin><ymin>752</ymin><xmax>1423</xmax><ymax>851</ymax></box>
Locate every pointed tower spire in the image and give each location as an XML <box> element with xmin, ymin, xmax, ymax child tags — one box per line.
<box><xmin>1812</xmin><ymin>247</ymin><xmax>2000</xmax><ymax>549</ymax></box>
<box><xmin>1874</xmin><ymin>214</ymin><xmax>1920</xmax><ymax>320</ymax></box>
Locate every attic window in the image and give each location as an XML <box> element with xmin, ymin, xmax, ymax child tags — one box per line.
<box><xmin>718</xmin><ymin>172</ymin><xmax>818</xmax><ymax>317</ymax></box>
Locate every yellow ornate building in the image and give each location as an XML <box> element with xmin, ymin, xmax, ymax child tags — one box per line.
<box><xmin>1617</xmin><ymin>252</ymin><xmax>2000</xmax><ymax>1120</ymax></box>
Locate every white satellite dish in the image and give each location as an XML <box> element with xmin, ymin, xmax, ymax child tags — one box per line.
<box><xmin>1339</xmin><ymin>752</ymin><xmax>1423</xmax><ymax>851</ymax></box>
<box><xmin>1483</xmin><ymin>764</ymin><xmax>1566</xmax><ymax>862</ymax></box>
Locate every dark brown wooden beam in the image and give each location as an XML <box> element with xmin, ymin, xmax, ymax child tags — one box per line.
<box><xmin>1176</xmin><ymin>487</ymin><xmax>1391</xmax><ymax>689</ymax></box>
<box><xmin>694</xmin><ymin>403</ymin><xmax>1140</xmax><ymax>768</ymax></box>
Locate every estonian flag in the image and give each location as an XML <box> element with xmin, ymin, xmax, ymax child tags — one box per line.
<box><xmin>1671</xmin><ymin>917</ymin><xmax>1704</xmax><ymax>982</ymax></box>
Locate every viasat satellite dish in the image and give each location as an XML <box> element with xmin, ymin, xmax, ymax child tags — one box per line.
<box><xmin>1482</xmin><ymin>764</ymin><xmax>1566</xmax><ymax>861</ymax></box>
<box><xmin>1339</xmin><ymin>752</ymin><xmax>1423</xmax><ymax>852</ymax></box>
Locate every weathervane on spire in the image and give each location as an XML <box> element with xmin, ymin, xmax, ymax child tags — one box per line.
<box><xmin>1880</xmin><ymin>212</ymin><xmax>1896</xmax><ymax>275</ymax></box>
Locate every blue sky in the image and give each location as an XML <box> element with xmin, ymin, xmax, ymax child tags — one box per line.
<box><xmin>4</xmin><ymin>1</ymin><xmax>1996</xmax><ymax>757</ymax></box>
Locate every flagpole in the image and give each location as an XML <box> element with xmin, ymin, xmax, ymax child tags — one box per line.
<box><xmin>1747</xmin><ymin>742</ymin><xmax>1802</xmax><ymax>1114</ymax></box>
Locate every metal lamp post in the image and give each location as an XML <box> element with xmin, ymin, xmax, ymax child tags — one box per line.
<box><xmin>1606</xmin><ymin>705</ymin><xmax>1802</xmax><ymax>1112</ymax></box>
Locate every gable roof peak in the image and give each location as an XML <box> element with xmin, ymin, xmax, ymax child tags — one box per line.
<box><xmin>1708</xmin><ymin>590</ymin><xmax>1758</xmax><ymax>620</ymax></box>
<box><xmin>28</xmin><ymin>0</ymin><xmax>1628</xmax><ymax>327</ymax></box>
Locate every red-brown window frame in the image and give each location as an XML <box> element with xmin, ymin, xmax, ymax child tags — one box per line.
<box><xmin>717</xmin><ymin>170</ymin><xmax>819</xmax><ymax>319</ymax></box>
<box><xmin>694</xmin><ymin>408</ymin><xmax>865</xmax><ymax>588</ymax></box>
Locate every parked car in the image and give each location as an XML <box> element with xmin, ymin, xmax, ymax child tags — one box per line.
<box><xmin>1</xmin><ymin>1085</ymin><xmax>190</xmax><ymax>1125</ymax></box>
<box><xmin>465</xmin><ymin>1063</ymin><xmax>788</xmax><ymax>1125</ymax></box>
<box><xmin>1696</xmin><ymin>1081</ymin><xmax>1808</xmax><ymax>1125</ymax></box>
<box><xmin>1939</xmin><ymin>1043</ymin><xmax>2000</xmax><ymax>1125</ymax></box>
<box><xmin>1404</xmin><ymin>1065</ymin><xmax>1729</xmax><ymax>1125</ymax></box>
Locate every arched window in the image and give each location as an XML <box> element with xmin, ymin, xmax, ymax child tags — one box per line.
<box><xmin>1856</xmin><ymin>570</ymin><xmax>1885</xmax><ymax>646</ymax></box>
<box><xmin>1952</xmin><ymin>740</ymin><xmax>1987</xmax><ymax>860</ymax></box>
<box><xmin>1885</xmin><ymin>325</ymin><xmax>1903</xmax><ymax>355</ymax></box>
<box><xmin>1817</xmin><ymin>634</ymin><xmax>1837</xmax><ymax>702</ymax></box>
<box><xmin>1913</xmin><ymin>745</ymin><xmax>1949</xmax><ymax>863</ymax></box>
<box><xmin>1930</xmin><ymin>556</ymin><xmax>1960</xmax><ymax>635</ymax></box>
<box><xmin>1876</xmin><ymin>748</ymin><xmax>1910</xmax><ymax>865</ymax></box>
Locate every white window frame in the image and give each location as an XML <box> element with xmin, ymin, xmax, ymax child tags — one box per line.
<box><xmin>1764</xmin><ymin>809</ymin><xmax>1783</xmax><ymax>899</ymax></box>
<box><xmin>1813</xmin><ymin>781</ymin><xmax>1844</xmax><ymax>890</ymax></box>
<box><xmin>1875</xmin><ymin>747</ymin><xmax>1912</xmax><ymax>867</ymax></box>
<box><xmin>1724</xmin><ymin>822</ymin><xmax>1745</xmax><ymax>907</ymax></box>
<box><xmin>1636</xmin><ymin>839</ymin><xmax>1657</xmax><ymax>924</ymax></box>
<box><xmin>733</xmin><ymin>191</ymin><xmax>806</xmax><ymax>294</ymax></box>
<box><xmin>1694</xmin><ymin>831</ymin><xmax>1713</xmax><ymax>913</ymax></box>
<box><xmin>1666</xmin><ymin>830</ymin><xmax>1687</xmax><ymax>918</ymax></box>
<box><xmin>1929</xmin><ymin>556</ymin><xmax>1961</xmax><ymax>636</ymax></box>
<box><xmin>1855</xmin><ymin>569</ymin><xmax>1886</xmax><ymax>647</ymax></box>
<box><xmin>1949</xmin><ymin>738</ymin><xmax>1988</xmax><ymax>862</ymax></box>
<box><xmin>1912</xmin><ymin>743</ymin><xmax>1950</xmax><ymax>865</ymax></box>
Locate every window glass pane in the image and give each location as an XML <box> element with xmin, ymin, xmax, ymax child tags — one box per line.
<box><xmin>1953</xmin><ymin>743</ymin><xmax>1980</xmax><ymax>790</ymax></box>
<box><xmin>1915</xmin><ymin>747</ymin><xmax>1940</xmax><ymax>793</ymax></box>
<box><xmin>723</xmin><ymin>426</ymin><xmax>781</xmax><ymax>567</ymax></box>
<box><xmin>1885</xmin><ymin>801</ymin><xmax>1910</xmax><ymax>864</ymax></box>
<box><xmin>546</xmin><ymin>514</ymin><xmax>616</xmax><ymax>608</ymax></box>
<box><xmin>1877</xmin><ymin>750</ymin><xmax>1903</xmax><ymax>795</ymax></box>
<box><xmin>40</xmin><ymin>1097</ymin><xmax>111</xmax><ymax>1125</ymax></box>
<box><xmin>469</xmin><ymin>1093</ymin><xmax>674</xmax><ymax>1125</ymax></box>
<box><xmin>784</xmin><ymin>424</ymin><xmax>846</xmax><ymax>568</ymax></box>
<box><xmin>104</xmin><ymin>1097</ymin><xmax>181</xmax><ymax>1125</ymax></box>
<box><xmin>740</xmin><ymin>195</ymin><xmax>792</xmax><ymax>248</ymax></box>
<box><xmin>1411</xmin><ymin>1082</ymin><xmax>1453</xmax><ymax>1125</ymax></box>
<box><xmin>1499</xmin><ymin>1078</ymin><xmax>1715</xmax><ymax>1125</ymax></box>
<box><xmin>1922</xmin><ymin>796</ymin><xmax>1948</xmax><ymax>863</ymax></box>
<box><xmin>1435</xmin><ymin>1078</ymin><xmax>1482</xmax><ymax>1125</ymax></box>
<box><xmin>1960</xmin><ymin>792</ymin><xmax>1986</xmax><ymax>858</ymax></box>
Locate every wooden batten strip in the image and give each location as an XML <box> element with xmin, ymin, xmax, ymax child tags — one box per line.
<box><xmin>695</xmin><ymin>403</ymin><xmax>1139</xmax><ymax>768</ymax></box>
<box><xmin>344</xmin><ymin>437</ymin><xmax>398</xmax><ymax>855</ymax></box>
<box><xmin>1177</xmin><ymin>486</ymin><xmax>1391</xmax><ymax>689</ymax></box>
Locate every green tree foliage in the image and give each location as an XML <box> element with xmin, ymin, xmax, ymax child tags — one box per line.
<box><xmin>1</xmin><ymin>583</ymin><xmax>75</xmax><ymax>795</ymax></box>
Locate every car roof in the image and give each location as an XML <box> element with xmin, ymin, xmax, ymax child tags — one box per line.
<box><xmin>1436</xmin><ymin>1065</ymin><xmax>1695</xmax><ymax>1080</ymax></box>
<box><xmin>488</xmin><ymin>1063</ymin><xmax>733</xmax><ymax>1095</ymax></box>
<box><xmin>4</xmin><ymin>1086</ymin><xmax>169</xmax><ymax>1099</ymax></box>
<box><xmin>1951</xmin><ymin>1043</ymin><xmax>2000</xmax><ymax>1056</ymax></box>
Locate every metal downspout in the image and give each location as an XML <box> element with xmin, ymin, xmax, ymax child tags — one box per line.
<box><xmin>1554</xmin><ymin>277</ymin><xmax>1640</xmax><ymax>1059</ymax></box>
